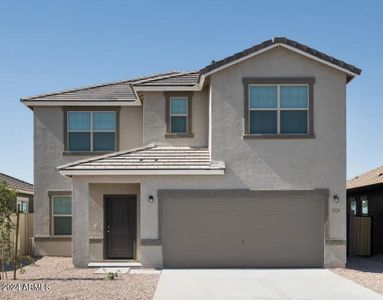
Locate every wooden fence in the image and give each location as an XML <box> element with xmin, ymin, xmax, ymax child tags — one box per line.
<box><xmin>352</xmin><ymin>216</ymin><xmax>372</xmax><ymax>256</ymax></box>
<box><xmin>10</xmin><ymin>213</ymin><xmax>34</xmax><ymax>256</ymax></box>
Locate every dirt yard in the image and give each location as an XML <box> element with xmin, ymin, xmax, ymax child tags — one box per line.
<box><xmin>0</xmin><ymin>257</ymin><xmax>160</xmax><ymax>300</ymax></box>
<box><xmin>331</xmin><ymin>254</ymin><xmax>383</xmax><ymax>295</ymax></box>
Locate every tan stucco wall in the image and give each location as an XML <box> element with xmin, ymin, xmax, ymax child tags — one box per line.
<box><xmin>33</xmin><ymin>106</ymin><xmax>143</xmax><ymax>256</ymax></box>
<box><xmin>33</xmin><ymin>238</ymin><xmax>72</xmax><ymax>257</ymax></box>
<box><xmin>143</xmin><ymin>88</ymin><xmax>209</xmax><ymax>147</ymax></box>
<box><xmin>209</xmin><ymin>47</ymin><xmax>347</xmax><ymax>266</ymax></box>
<box><xmin>35</xmin><ymin>46</ymin><xmax>349</xmax><ymax>268</ymax></box>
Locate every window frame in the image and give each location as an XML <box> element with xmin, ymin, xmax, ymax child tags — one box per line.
<box><xmin>52</xmin><ymin>195</ymin><xmax>72</xmax><ymax>236</ymax></box>
<box><xmin>243</xmin><ymin>78</ymin><xmax>315</xmax><ymax>139</ymax></box>
<box><xmin>169</xmin><ymin>97</ymin><xmax>189</xmax><ymax>134</ymax></box>
<box><xmin>63</xmin><ymin>107</ymin><xmax>120</xmax><ymax>154</ymax></box>
<box><xmin>165</xmin><ymin>92</ymin><xmax>194</xmax><ymax>138</ymax></box>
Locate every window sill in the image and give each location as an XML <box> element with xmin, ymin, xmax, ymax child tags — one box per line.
<box><xmin>165</xmin><ymin>133</ymin><xmax>194</xmax><ymax>138</ymax></box>
<box><xmin>63</xmin><ymin>151</ymin><xmax>115</xmax><ymax>156</ymax></box>
<box><xmin>243</xmin><ymin>133</ymin><xmax>315</xmax><ymax>139</ymax></box>
<box><xmin>34</xmin><ymin>236</ymin><xmax>72</xmax><ymax>241</ymax></box>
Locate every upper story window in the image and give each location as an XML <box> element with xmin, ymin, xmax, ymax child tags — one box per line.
<box><xmin>165</xmin><ymin>92</ymin><xmax>193</xmax><ymax>138</ymax></box>
<box><xmin>66</xmin><ymin>110</ymin><xmax>117</xmax><ymax>152</ymax></box>
<box><xmin>243</xmin><ymin>78</ymin><xmax>315</xmax><ymax>139</ymax></box>
<box><xmin>170</xmin><ymin>97</ymin><xmax>188</xmax><ymax>133</ymax></box>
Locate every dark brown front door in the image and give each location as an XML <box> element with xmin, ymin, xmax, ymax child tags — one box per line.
<box><xmin>105</xmin><ymin>196</ymin><xmax>136</xmax><ymax>259</ymax></box>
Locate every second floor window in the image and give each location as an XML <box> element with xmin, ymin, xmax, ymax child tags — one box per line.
<box><xmin>249</xmin><ymin>85</ymin><xmax>309</xmax><ymax>135</ymax></box>
<box><xmin>67</xmin><ymin>111</ymin><xmax>116</xmax><ymax>152</ymax></box>
<box><xmin>170</xmin><ymin>97</ymin><xmax>188</xmax><ymax>133</ymax></box>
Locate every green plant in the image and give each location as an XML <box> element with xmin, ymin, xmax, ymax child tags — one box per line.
<box><xmin>0</xmin><ymin>181</ymin><xmax>17</xmax><ymax>280</ymax></box>
<box><xmin>105</xmin><ymin>270</ymin><xmax>119</xmax><ymax>280</ymax></box>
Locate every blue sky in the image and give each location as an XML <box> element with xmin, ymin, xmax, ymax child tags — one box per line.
<box><xmin>0</xmin><ymin>0</ymin><xmax>381</xmax><ymax>183</ymax></box>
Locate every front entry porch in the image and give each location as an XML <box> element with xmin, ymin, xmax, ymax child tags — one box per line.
<box><xmin>72</xmin><ymin>182</ymin><xmax>142</xmax><ymax>267</ymax></box>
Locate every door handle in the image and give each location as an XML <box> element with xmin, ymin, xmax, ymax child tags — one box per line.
<box><xmin>107</xmin><ymin>230</ymin><xmax>110</xmax><ymax>233</ymax></box>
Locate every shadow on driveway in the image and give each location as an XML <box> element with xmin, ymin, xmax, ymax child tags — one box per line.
<box><xmin>346</xmin><ymin>254</ymin><xmax>383</xmax><ymax>273</ymax></box>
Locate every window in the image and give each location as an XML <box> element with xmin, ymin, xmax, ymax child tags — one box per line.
<box><xmin>165</xmin><ymin>92</ymin><xmax>193</xmax><ymax>137</ymax></box>
<box><xmin>249</xmin><ymin>85</ymin><xmax>308</xmax><ymax>135</ymax></box>
<box><xmin>349</xmin><ymin>197</ymin><xmax>356</xmax><ymax>215</ymax></box>
<box><xmin>67</xmin><ymin>111</ymin><xmax>116</xmax><ymax>152</ymax></box>
<box><xmin>52</xmin><ymin>196</ymin><xmax>72</xmax><ymax>235</ymax></box>
<box><xmin>170</xmin><ymin>97</ymin><xmax>188</xmax><ymax>133</ymax></box>
<box><xmin>361</xmin><ymin>196</ymin><xmax>368</xmax><ymax>215</ymax></box>
<box><xmin>17</xmin><ymin>197</ymin><xmax>29</xmax><ymax>213</ymax></box>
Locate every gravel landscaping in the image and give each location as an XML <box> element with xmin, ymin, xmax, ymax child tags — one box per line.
<box><xmin>0</xmin><ymin>256</ymin><xmax>160</xmax><ymax>300</ymax></box>
<box><xmin>331</xmin><ymin>255</ymin><xmax>383</xmax><ymax>295</ymax></box>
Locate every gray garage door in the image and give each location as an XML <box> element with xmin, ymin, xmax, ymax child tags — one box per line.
<box><xmin>160</xmin><ymin>190</ymin><xmax>326</xmax><ymax>268</ymax></box>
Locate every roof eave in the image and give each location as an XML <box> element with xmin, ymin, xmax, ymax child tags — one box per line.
<box><xmin>200</xmin><ymin>43</ymin><xmax>361</xmax><ymax>82</ymax></box>
<box><xmin>21</xmin><ymin>99</ymin><xmax>142</xmax><ymax>107</ymax></box>
<box><xmin>347</xmin><ymin>182</ymin><xmax>383</xmax><ymax>193</ymax></box>
<box><xmin>59</xmin><ymin>168</ymin><xmax>225</xmax><ymax>177</ymax></box>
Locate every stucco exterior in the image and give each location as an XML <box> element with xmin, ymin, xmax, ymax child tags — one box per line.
<box><xmin>209</xmin><ymin>47</ymin><xmax>347</xmax><ymax>265</ymax></box>
<box><xmin>29</xmin><ymin>43</ymin><xmax>355</xmax><ymax>268</ymax></box>
<box><xmin>33</xmin><ymin>106</ymin><xmax>143</xmax><ymax>255</ymax></box>
<box><xmin>143</xmin><ymin>88</ymin><xmax>209</xmax><ymax>147</ymax></box>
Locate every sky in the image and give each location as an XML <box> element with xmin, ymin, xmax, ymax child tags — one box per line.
<box><xmin>0</xmin><ymin>0</ymin><xmax>382</xmax><ymax>184</ymax></box>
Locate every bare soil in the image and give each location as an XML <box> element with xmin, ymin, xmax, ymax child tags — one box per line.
<box><xmin>331</xmin><ymin>254</ymin><xmax>383</xmax><ymax>295</ymax></box>
<box><xmin>0</xmin><ymin>256</ymin><xmax>160</xmax><ymax>300</ymax></box>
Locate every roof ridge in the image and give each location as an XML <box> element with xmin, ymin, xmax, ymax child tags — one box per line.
<box><xmin>21</xmin><ymin>72</ymin><xmax>181</xmax><ymax>101</ymax></box>
<box><xmin>199</xmin><ymin>37</ymin><xmax>361</xmax><ymax>77</ymax></box>
<box><xmin>132</xmin><ymin>71</ymin><xmax>199</xmax><ymax>86</ymax></box>
<box><xmin>0</xmin><ymin>172</ymin><xmax>33</xmax><ymax>187</ymax></box>
<box><xmin>57</xmin><ymin>144</ymin><xmax>158</xmax><ymax>170</ymax></box>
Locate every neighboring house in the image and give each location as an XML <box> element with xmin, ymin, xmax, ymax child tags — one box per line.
<box><xmin>0</xmin><ymin>172</ymin><xmax>33</xmax><ymax>213</ymax></box>
<box><xmin>347</xmin><ymin>166</ymin><xmax>383</xmax><ymax>256</ymax></box>
<box><xmin>21</xmin><ymin>37</ymin><xmax>361</xmax><ymax>268</ymax></box>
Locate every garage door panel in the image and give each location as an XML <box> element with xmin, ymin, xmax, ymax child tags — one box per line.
<box><xmin>161</xmin><ymin>192</ymin><xmax>325</xmax><ymax>268</ymax></box>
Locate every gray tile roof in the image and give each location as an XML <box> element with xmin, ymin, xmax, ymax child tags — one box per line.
<box><xmin>0</xmin><ymin>173</ymin><xmax>33</xmax><ymax>194</ymax></box>
<box><xmin>134</xmin><ymin>72</ymin><xmax>199</xmax><ymax>86</ymax></box>
<box><xmin>200</xmin><ymin>37</ymin><xmax>362</xmax><ymax>79</ymax></box>
<box><xmin>58</xmin><ymin>144</ymin><xmax>225</xmax><ymax>172</ymax></box>
<box><xmin>22</xmin><ymin>37</ymin><xmax>361</xmax><ymax>103</ymax></box>
<box><xmin>21</xmin><ymin>72</ymin><xmax>185</xmax><ymax>102</ymax></box>
<box><xmin>347</xmin><ymin>166</ymin><xmax>383</xmax><ymax>191</ymax></box>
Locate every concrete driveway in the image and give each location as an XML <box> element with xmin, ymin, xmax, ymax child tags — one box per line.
<box><xmin>154</xmin><ymin>269</ymin><xmax>383</xmax><ymax>300</ymax></box>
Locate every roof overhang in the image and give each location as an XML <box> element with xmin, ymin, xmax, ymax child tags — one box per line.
<box><xmin>199</xmin><ymin>43</ymin><xmax>360</xmax><ymax>85</ymax></box>
<box><xmin>134</xmin><ymin>85</ymin><xmax>202</xmax><ymax>92</ymax></box>
<box><xmin>21</xmin><ymin>100</ymin><xmax>141</xmax><ymax>108</ymax></box>
<box><xmin>59</xmin><ymin>168</ymin><xmax>225</xmax><ymax>177</ymax></box>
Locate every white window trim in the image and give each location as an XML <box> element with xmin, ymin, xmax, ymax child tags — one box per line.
<box><xmin>67</xmin><ymin>111</ymin><xmax>117</xmax><ymax>152</ymax></box>
<box><xmin>248</xmin><ymin>84</ymin><xmax>309</xmax><ymax>135</ymax></box>
<box><xmin>52</xmin><ymin>196</ymin><xmax>72</xmax><ymax>236</ymax></box>
<box><xmin>169</xmin><ymin>97</ymin><xmax>188</xmax><ymax>134</ymax></box>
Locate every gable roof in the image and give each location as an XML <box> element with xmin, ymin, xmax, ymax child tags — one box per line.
<box><xmin>134</xmin><ymin>71</ymin><xmax>199</xmax><ymax>86</ymax></box>
<box><xmin>200</xmin><ymin>37</ymin><xmax>361</xmax><ymax>80</ymax></box>
<box><xmin>0</xmin><ymin>173</ymin><xmax>33</xmax><ymax>195</ymax></box>
<box><xmin>347</xmin><ymin>165</ymin><xmax>383</xmax><ymax>191</ymax></box>
<box><xmin>21</xmin><ymin>37</ymin><xmax>361</xmax><ymax>107</ymax></box>
<box><xmin>57</xmin><ymin>144</ymin><xmax>225</xmax><ymax>176</ymax></box>
<box><xmin>21</xmin><ymin>71</ymin><xmax>195</xmax><ymax>105</ymax></box>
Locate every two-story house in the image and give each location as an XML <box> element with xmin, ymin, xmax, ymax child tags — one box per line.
<box><xmin>22</xmin><ymin>37</ymin><xmax>361</xmax><ymax>268</ymax></box>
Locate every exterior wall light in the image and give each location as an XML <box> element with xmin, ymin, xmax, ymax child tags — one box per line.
<box><xmin>148</xmin><ymin>195</ymin><xmax>154</xmax><ymax>203</ymax></box>
<box><xmin>333</xmin><ymin>195</ymin><xmax>340</xmax><ymax>203</ymax></box>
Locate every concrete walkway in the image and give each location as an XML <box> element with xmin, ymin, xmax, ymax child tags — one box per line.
<box><xmin>154</xmin><ymin>269</ymin><xmax>383</xmax><ymax>300</ymax></box>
